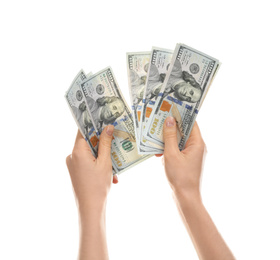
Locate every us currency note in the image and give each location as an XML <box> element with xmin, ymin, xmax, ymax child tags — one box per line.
<box><xmin>65</xmin><ymin>70</ymin><xmax>99</xmax><ymax>158</ymax></box>
<box><xmin>81</xmin><ymin>67</ymin><xmax>151</xmax><ymax>174</ymax></box>
<box><xmin>139</xmin><ymin>47</ymin><xmax>173</xmax><ymax>152</ymax></box>
<box><xmin>126</xmin><ymin>52</ymin><xmax>163</xmax><ymax>154</ymax></box>
<box><xmin>144</xmin><ymin>43</ymin><xmax>220</xmax><ymax>150</ymax></box>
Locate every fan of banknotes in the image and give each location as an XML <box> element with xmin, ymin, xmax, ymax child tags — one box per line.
<box><xmin>65</xmin><ymin>43</ymin><xmax>220</xmax><ymax>174</ymax></box>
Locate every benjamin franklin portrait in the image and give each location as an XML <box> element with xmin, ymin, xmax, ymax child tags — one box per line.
<box><xmin>163</xmin><ymin>59</ymin><xmax>202</xmax><ymax>103</ymax></box>
<box><xmin>86</xmin><ymin>96</ymin><xmax>125</xmax><ymax>132</ymax></box>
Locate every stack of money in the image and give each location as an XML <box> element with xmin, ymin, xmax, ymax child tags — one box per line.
<box><xmin>127</xmin><ymin>43</ymin><xmax>220</xmax><ymax>154</ymax></box>
<box><xmin>65</xmin><ymin>43</ymin><xmax>220</xmax><ymax>174</ymax></box>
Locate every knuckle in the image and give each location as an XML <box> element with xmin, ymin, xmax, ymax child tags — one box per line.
<box><xmin>66</xmin><ymin>154</ymin><xmax>72</xmax><ymax>167</ymax></box>
<box><xmin>204</xmin><ymin>144</ymin><xmax>208</xmax><ymax>153</ymax></box>
<box><xmin>100</xmin><ymin>136</ymin><xmax>112</xmax><ymax>149</ymax></box>
<box><xmin>100</xmin><ymin>140</ymin><xmax>112</xmax><ymax>150</ymax></box>
<box><xmin>164</xmin><ymin>131</ymin><xmax>177</xmax><ymax>140</ymax></box>
<box><xmin>197</xmin><ymin>140</ymin><xmax>206</xmax><ymax>152</ymax></box>
<box><xmin>71</xmin><ymin>150</ymin><xmax>82</xmax><ymax>161</ymax></box>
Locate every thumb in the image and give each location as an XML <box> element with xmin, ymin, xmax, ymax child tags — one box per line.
<box><xmin>98</xmin><ymin>125</ymin><xmax>114</xmax><ymax>162</ymax></box>
<box><xmin>163</xmin><ymin>116</ymin><xmax>180</xmax><ymax>156</ymax></box>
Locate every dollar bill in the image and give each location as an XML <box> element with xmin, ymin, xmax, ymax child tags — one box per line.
<box><xmin>126</xmin><ymin>52</ymin><xmax>163</xmax><ymax>154</ymax></box>
<box><xmin>144</xmin><ymin>43</ymin><xmax>220</xmax><ymax>150</ymax></box>
<box><xmin>138</xmin><ymin>47</ymin><xmax>173</xmax><ymax>153</ymax></box>
<box><xmin>80</xmin><ymin>67</ymin><xmax>151</xmax><ymax>174</ymax></box>
<box><xmin>65</xmin><ymin>70</ymin><xmax>99</xmax><ymax>158</ymax></box>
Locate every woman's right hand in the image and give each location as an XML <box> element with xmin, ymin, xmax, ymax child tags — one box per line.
<box><xmin>162</xmin><ymin>117</ymin><xmax>207</xmax><ymax>199</ymax></box>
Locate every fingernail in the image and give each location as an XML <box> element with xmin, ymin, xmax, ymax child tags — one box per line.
<box><xmin>106</xmin><ymin>125</ymin><xmax>114</xmax><ymax>136</ymax></box>
<box><xmin>113</xmin><ymin>174</ymin><xmax>119</xmax><ymax>184</ymax></box>
<box><xmin>166</xmin><ymin>117</ymin><xmax>175</xmax><ymax>127</ymax></box>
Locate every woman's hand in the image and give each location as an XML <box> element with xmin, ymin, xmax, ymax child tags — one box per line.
<box><xmin>162</xmin><ymin>117</ymin><xmax>235</xmax><ymax>260</ymax></box>
<box><xmin>163</xmin><ymin>117</ymin><xmax>207</xmax><ymax>199</ymax></box>
<box><xmin>66</xmin><ymin>125</ymin><xmax>118</xmax><ymax>260</ymax></box>
<box><xmin>66</xmin><ymin>125</ymin><xmax>118</xmax><ymax>211</ymax></box>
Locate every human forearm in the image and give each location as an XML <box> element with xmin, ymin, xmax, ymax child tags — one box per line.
<box><xmin>174</xmin><ymin>191</ymin><xmax>235</xmax><ymax>260</ymax></box>
<box><xmin>67</xmin><ymin>127</ymin><xmax>116</xmax><ymax>260</ymax></box>
<box><xmin>162</xmin><ymin>119</ymin><xmax>234</xmax><ymax>259</ymax></box>
<box><xmin>78</xmin><ymin>200</ymin><xmax>109</xmax><ymax>260</ymax></box>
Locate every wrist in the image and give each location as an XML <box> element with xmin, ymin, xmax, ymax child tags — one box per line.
<box><xmin>173</xmin><ymin>188</ymin><xmax>203</xmax><ymax>211</ymax></box>
<box><xmin>78</xmin><ymin>198</ymin><xmax>107</xmax><ymax>224</ymax></box>
<box><xmin>168</xmin><ymin>176</ymin><xmax>201</xmax><ymax>201</ymax></box>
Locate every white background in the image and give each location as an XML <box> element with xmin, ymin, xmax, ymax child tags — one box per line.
<box><xmin>0</xmin><ymin>0</ymin><xmax>279</xmax><ymax>259</ymax></box>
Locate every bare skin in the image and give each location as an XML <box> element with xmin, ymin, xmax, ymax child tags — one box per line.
<box><xmin>66</xmin><ymin>125</ymin><xmax>117</xmax><ymax>260</ymax></box>
<box><xmin>66</xmin><ymin>119</ymin><xmax>235</xmax><ymax>260</ymax></box>
<box><xmin>162</xmin><ymin>116</ymin><xmax>235</xmax><ymax>260</ymax></box>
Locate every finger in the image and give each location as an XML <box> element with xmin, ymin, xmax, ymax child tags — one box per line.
<box><xmin>182</xmin><ymin>121</ymin><xmax>204</xmax><ymax>154</ymax></box>
<box><xmin>98</xmin><ymin>125</ymin><xmax>114</xmax><ymax>162</ymax></box>
<box><xmin>163</xmin><ymin>117</ymin><xmax>180</xmax><ymax>156</ymax></box>
<box><xmin>186</xmin><ymin>121</ymin><xmax>203</xmax><ymax>144</ymax></box>
<box><xmin>155</xmin><ymin>154</ymin><xmax>163</xmax><ymax>157</ymax></box>
<box><xmin>190</xmin><ymin>121</ymin><xmax>202</xmax><ymax>140</ymax></box>
<box><xmin>73</xmin><ymin>130</ymin><xmax>96</xmax><ymax>160</ymax></box>
<box><xmin>112</xmin><ymin>174</ymin><xmax>119</xmax><ymax>184</ymax></box>
<box><xmin>74</xmin><ymin>130</ymin><xmax>88</xmax><ymax>150</ymax></box>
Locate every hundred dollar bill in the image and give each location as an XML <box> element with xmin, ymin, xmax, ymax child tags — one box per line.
<box><xmin>144</xmin><ymin>43</ymin><xmax>220</xmax><ymax>150</ymax></box>
<box><xmin>65</xmin><ymin>70</ymin><xmax>99</xmax><ymax>158</ymax></box>
<box><xmin>81</xmin><ymin>67</ymin><xmax>151</xmax><ymax>174</ymax></box>
<box><xmin>126</xmin><ymin>52</ymin><xmax>163</xmax><ymax>154</ymax></box>
<box><xmin>139</xmin><ymin>47</ymin><xmax>173</xmax><ymax>152</ymax></box>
